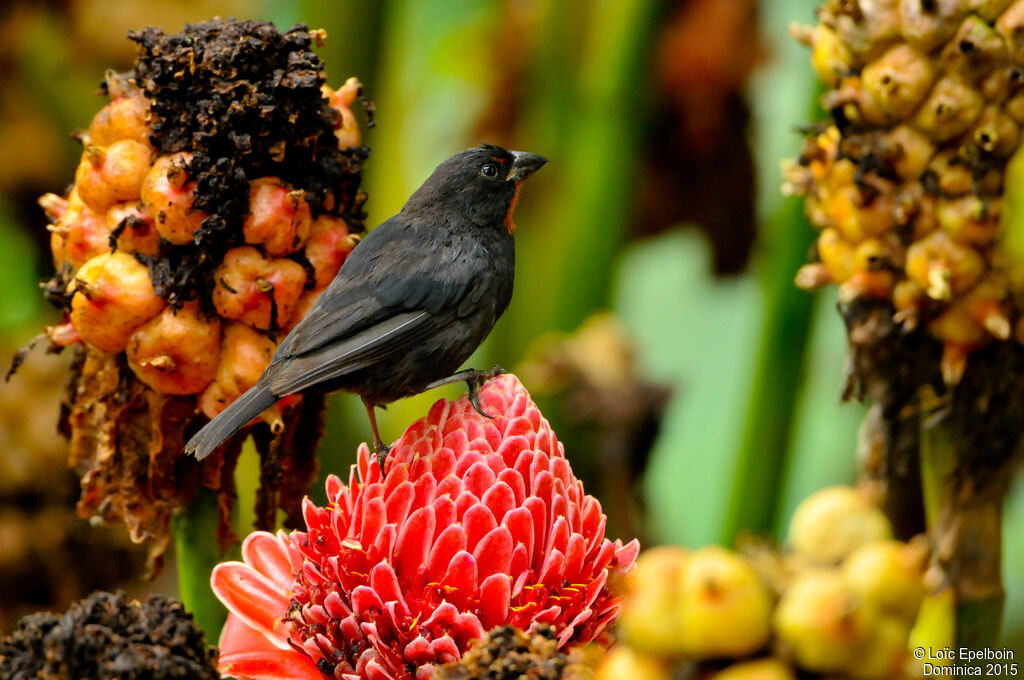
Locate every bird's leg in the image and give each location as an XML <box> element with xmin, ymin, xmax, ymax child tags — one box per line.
<box><xmin>424</xmin><ymin>366</ymin><xmax>506</xmax><ymax>418</ymax></box>
<box><xmin>362</xmin><ymin>397</ymin><xmax>389</xmax><ymax>475</ymax></box>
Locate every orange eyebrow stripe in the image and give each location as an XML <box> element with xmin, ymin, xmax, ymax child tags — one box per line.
<box><xmin>491</xmin><ymin>156</ymin><xmax>507</xmax><ymax>164</ymax></box>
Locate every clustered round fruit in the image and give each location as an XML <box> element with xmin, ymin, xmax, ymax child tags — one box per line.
<box><xmin>786</xmin><ymin>0</ymin><xmax>1024</xmax><ymax>385</ymax></box>
<box><xmin>21</xmin><ymin>20</ymin><xmax>370</xmax><ymax>564</ymax></box>
<box><xmin>41</xmin><ymin>72</ymin><xmax>361</xmax><ymax>416</ymax></box>
<box><xmin>598</xmin><ymin>485</ymin><xmax>929</xmax><ymax>680</ymax></box>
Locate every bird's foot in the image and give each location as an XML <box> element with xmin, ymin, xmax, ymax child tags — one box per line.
<box><xmin>425</xmin><ymin>366</ymin><xmax>506</xmax><ymax>418</ymax></box>
<box><xmin>375</xmin><ymin>441</ymin><xmax>391</xmax><ymax>475</ymax></box>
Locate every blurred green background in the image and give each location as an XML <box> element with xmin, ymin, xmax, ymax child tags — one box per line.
<box><xmin>0</xmin><ymin>0</ymin><xmax>1021</xmax><ymax>654</ymax></box>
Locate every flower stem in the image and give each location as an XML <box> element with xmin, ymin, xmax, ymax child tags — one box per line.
<box><xmin>172</xmin><ymin>487</ymin><xmax>228</xmax><ymax>644</ymax></box>
<box><xmin>920</xmin><ymin>404</ymin><xmax>1006</xmax><ymax>657</ymax></box>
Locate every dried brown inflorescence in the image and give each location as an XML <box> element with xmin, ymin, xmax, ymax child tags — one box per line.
<box><xmin>433</xmin><ymin>626</ymin><xmax>590</xmax><ymax>680</ymax></box>
<box><xmin>0</xmin><ymin>590</ymin><xmax>218</xmax><ymax>679</ymax></box>
<box><xmin>23</xmin><ymin>19</ymin><xmax>369</xmax><ymax>568</ymax></box>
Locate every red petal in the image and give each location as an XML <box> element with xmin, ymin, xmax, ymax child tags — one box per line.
<box><xmin>403</xmin><ymin>635</ymin><xmax>435</xmax><ymax>664</ymax></box>
<box><xmin>410</xmin><ymin>455</ymin><xmax>432</xmax><ymax>480</ymax></box>
<box><xmin>302</xmin><ymin>497</ymin><xmax>324</xmax><ymax>531</ymax></box>
<box><xmin>351</xmin><ymin>585</ymin><xmax>385</xmax><ymax>617</ymax></box>
<box><xmin>436</xmin><ymin>474</ymin><xmax>463</xmax><ymax>499</ymax></box>
<box><xmin>241</xmin><ymin>532</ymin><xmax>296</xmax><ymax>590</ymax></box>
<box><xmin>430</xmin><ymin>634</ymin><xmax>461</xmax><ymax>663</ymax></box>
<box><xmin>454</xmin><ymin>490</ymin><xmax>480</xmax><ymax>520</ymax></box>
<box><xmin>427</xmin><ymin>395</ymin><xmax>452</xmax><ymax>425</ymax></box>
<box><xmin>462</xmin><ymin>503</ymin><xmax>497</xmax><ymax>551</ymax></box>
<box><xmin>385</xmin><ymin>480</ymin><xmax>414</xmax><ymax>526</ymax></box>
<box><xmin>547</xmin><ymin>516</ymin><xmax>570</xmax><ymax>556</ymax></box>
<box><xmin>481</xmin><ymin>481</ymin><xmax>516</xmax><ymax>524</ymax></box>
<box><xmin>504</xmin><ymin>416</ymin><xmax>534</xmax><ymax>439</ymax></box>
<box><xmin>395</xmin><ymin>505</ymin><xmax>436</xmax><ymax>583</ymax></box>
<box><xmin>364</xmin><ymin>657</ymin><xmax>396</xmax><ymax>680</ymax></box>
<box><xmin>413</xmin><ymin>472</ymin><xmax>437</xmax><ymax>508</ymax></box>
<box><xmin>563</xmin><ymin>533</ymin><xmax>586</xmax><ymax>582</ymax></box>
<box><xmin>324</xmin><ymin>590</ymin><xmax>351</xmax><ymax>619</ymax></box>
<box><xmin>369</xmin><ymin>562</ymin><xmax>407</xmax><ymax>612</ymax></box>
<box><xmin>495</xmin><ymin>434</ymin><xmax>531</xmax><ymax>468</ymax></box>
<box><xmin>432</xmin><ymin>447</ymin><xmax>458</xmax><ymax>479</ymax></box>
<box><xmin>550</xmin><ymin>456</ymin><xmax>571</xmax><ymax>486</ymax></box>
<box><xmin>219</xmin><ymin>649</ymin><xmax>324</xmax><ymax>680</ymax></box>
<box><xmin>359</xmin><ymin>497</ymin><xmax>387</xmax><ymax>547</ymax></box>
<box><xmin>422</xmin><ymin>601</ymin><xmax>459</xmax><ymax>629</ymax></box>
<box><xmin>523</xmin><ymin>497</ymin><xmax>547</xmax><ymax>568</ymax></box>
<box><xmin>451</xmin><ymin>611</ymin><xmax>486</xmax><ymax>650</ymax></box>
<box><xmin>538</xmin><ymin>549</ymin><xmax>565</xmax><ymax>588</ymax></box>
<box><xmin>431</xmin><ymin>495</ymin><xmax>457</xmax><ymax>536</ymax></box>
<box><xmin>532</xmin><ymin>470</ymin><xmax>554</xmax><ymax>515</ymax></box>
<box><xmin>473</xmin><ymin>526</ymin><xmax>513</xmax><ymax>581</ymax></box>
<box><xmin>372</xmin><ymin>523</ymin><xmax>397</xmax><ymax>559</ymax></box>
<box><xmin>615</xmin><ymin>539</ymin><xmax>641</xmax><ymax>570</ymax></box>
<box><xmin>462</xmin><ymin>461</ymin><xmax>497</xmax><ymax>498</ymax></box>
<box><xmin>427</xmin><ymin>524</ymin><xmax>467</xmax><ymax>584</ymax></box>
<box><xmin>509</xmin><ymin>543</ymin><xmax>529</xmax><ymax>581</ymax></box>
<box><xmin>455</xmin><ymin>449</ymin><xmax>486</xmax><ymax>476</ymax></box>
<box><xmin>496</xmin><ymin>468</ymin><xmax>526</xmax><ymax>506</ymax></box>
<box><xmin>513</xmin><ymin>450</ymin><xmax>535</xmax><ymax>490</ymax></box>
<box><xmin>478</xmin><ymin>573</ymin><xmax>511</xmax><ymax>629</ymax></box>
<box><xmin>502</xmin><ymin>507</ymin><xmax>535</xmax><ymax>563</ymax></box>
<box><xmin>443</xmin><ymin>428</ymin><xmax>469</xmax><ymax>454</ymax></box>
<box><xmin>550</xmin><ymin>491</ymin><xmax>568</xmax><ymax>528</ymax></box>
<box><xmin>442</xmin><ymin>550</ymin><xmax>478</xmax><ymax>594</ymax></box>
<box><xmin>211</xmin><ymin>563</ymin><xmax>291</xmax><ymax>650</ymax></box>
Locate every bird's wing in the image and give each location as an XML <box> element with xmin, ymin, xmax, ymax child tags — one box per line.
<box><xmin>278</xmin><ymin>216</ymin><xmax>490</xmax><ymax>358</ymax></box>
<box><xmin>265</xmin><ymin>216</ymin><xmax>492</xmax><ymax>395</ymax></box>
<box><xmin>266</xmin><ymin>309</ymin><xmax>441</xmax><ymax>395</ymax></box>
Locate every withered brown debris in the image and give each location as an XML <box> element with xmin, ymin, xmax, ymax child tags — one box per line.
<box><xmin>434</xmin><ymin>626</ymin><xmax>588</xmax><ymax>680</ymax></box>
<box><xmin>0</xmin><ymin>590</ymin><xmax>218</xmax><ymax>680</ymax></box>
<box><xmin>127</xmin><ymin>18</ymin><xmax>368</xmax><ymax>305</ymax></box>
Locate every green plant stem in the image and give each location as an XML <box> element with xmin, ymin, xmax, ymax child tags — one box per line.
<box><xmin>920</xmin><ymin>407</ymin><xmax>1006</xmax><ymax>659</ymax></box>
<box><xmin>721</xmin><ymin>197</ymin><xmax>818</xmax><ymax>543</ymax></box>
<box><xmin>172</xmin><ymin>487</ymin><xmax>228</xmax><ymax>644</ymax></box>
<box><xmin>505</xmin><ymin>0</ymin><xmax>664</xmax><ymax>356</ymax></box>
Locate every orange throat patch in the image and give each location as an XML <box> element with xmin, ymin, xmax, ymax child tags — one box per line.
<box><xmin>505</xmin><ymin>183</ymin><xmax>522</xmax><ymax>235</ymax></box>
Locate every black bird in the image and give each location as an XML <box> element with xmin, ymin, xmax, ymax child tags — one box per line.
<box><xmin>185</xmin><ymin>144</ymin><xmax>547</xmax><ymax>465</ymax></box>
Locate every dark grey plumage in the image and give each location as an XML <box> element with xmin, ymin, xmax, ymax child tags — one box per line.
<box><xmin>185</xmin><ymin>144</ymin><xmax>546</xmax><ymax>461</ymax></box>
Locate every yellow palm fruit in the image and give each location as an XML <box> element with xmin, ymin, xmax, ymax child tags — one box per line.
<box><xmin>708</xmin><ymin>659</ymin><xmax>796</xmax><ymax>680</ymax></box>
<box><xmin>840</xmin><ymin>538</ymin><xmax>928</xmax><ymax>621</ymax></box>
<box><xmin>773</xmin><ymin>569</ymin><xmax>871</xmax><ymax>674</ymax></box>
<box><xmin>592</xmin><ymin>647</ymin><xmax>669</xmax><ymax>680</ymax></box>
<box><xmin>617</xmin><ymin>546</ymin><xmax>688</xmax><ymax>655</ymax></box>
<box><xmin>788</xmin><ymin>485</ymin><xmax>893</xmax><ymax>563</ymax></box>
<box><xmin>788</xmin><ymin>0</ymin><xmax>1024</xmax><ymax>381</ymax></box>
<box><xmin>677</xmin><ymin>547</ymin><xmax>773</xmax><ymax>659</ymax></box>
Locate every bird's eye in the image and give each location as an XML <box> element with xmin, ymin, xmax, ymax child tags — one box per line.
<box><xmin>481</xmin><ymin>163</ymin><xmax>498</xmax><ymax>178</ymax></box>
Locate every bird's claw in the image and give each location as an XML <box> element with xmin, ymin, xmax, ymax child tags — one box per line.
<box><xmin>468</xmin><ymin>380</ymin><xmax>492</xmax><ymax>419</ymax></box>
<box><xmin>467</xmin><ymin>365</ymin><xmax>505</xmax><ymax>419</ymax></box>
<box><xmin>375</xmin><ymin>441</ymin><xmax>390</xmax><ymax>475</ymax></box>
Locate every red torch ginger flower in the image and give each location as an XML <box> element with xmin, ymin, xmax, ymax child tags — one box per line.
<box><xmin>212</xmin><ymin>374</ymin><xmax>639</xmax><ymax>680</ymax></box>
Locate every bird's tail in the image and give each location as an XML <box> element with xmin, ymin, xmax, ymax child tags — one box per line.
<box><xmin>185</xmin><ymin>383</ymin><xmax>279</xmax><ymax>461</ymax></box>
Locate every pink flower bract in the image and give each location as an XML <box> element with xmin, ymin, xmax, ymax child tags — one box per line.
<box><xmin>212</xmin><ymin>374</ymin><xmax>640</xmax><ymax>680</ymax></box>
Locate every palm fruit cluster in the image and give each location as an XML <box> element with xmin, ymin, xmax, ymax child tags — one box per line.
<box><xmin>599</xmin><ymin>485</ymin><xmax>929</xmax><ymax>680</ymax></box>
<box><xmin>26</xmin><ymin>19</ymin><xmax>368</xmax><ymax>567</ymax></box>
<box><xmin>785</xmin><ymin>0</ymin><xmax>1024</xmax><ymax>386</ymax></box>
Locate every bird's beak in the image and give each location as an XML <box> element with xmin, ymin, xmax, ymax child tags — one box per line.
<box><xmin>506</xmin><ymin>151</ymin><xmax>549</xmax><ymax>182</ymax></box>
